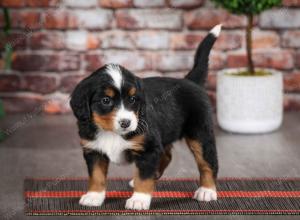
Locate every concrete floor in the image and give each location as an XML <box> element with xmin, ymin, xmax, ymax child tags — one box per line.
<box><xmin>0</xmin><ymin>112</ymin><xmax>299</xmax><ymax>220</ymax></box>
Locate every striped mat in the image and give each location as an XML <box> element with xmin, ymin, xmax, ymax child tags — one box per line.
<box><xmin>24</xmin><ymin>178</ymin><xmax>300</xmax><ymax>216</ymax></box>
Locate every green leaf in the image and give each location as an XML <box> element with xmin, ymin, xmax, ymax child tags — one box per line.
<box><xmin>3</xmin><ymin>8</ymin><xmax>11</xmax><ymax>36</ymax></box>
<box><xmin>0</xmin><ymin>99</ymin><xmax>5</xmax><ymax>119</ymax></box>
<box><xmin>210</xmin><ymin>0</ymin><xmax>282</xmax><ymax>15</ymax></box>
<box><xmin>0</xmin><ymin>131</ymin><xmax>6</xmax><ymax>142</ymax></box>
<box><xmin>4</xmin><ymin>43</ymin><xmax>13</xmax><ymax>70</ymax></box>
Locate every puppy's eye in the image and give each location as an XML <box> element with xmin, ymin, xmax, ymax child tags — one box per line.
<box><xmin>129</xmin><ymin>96</ymin><xmax>136</xmax><ymax>104</ymax></box>
<box><xmin>101</xmin><ymin>97</ymin><xmax>112</xmax><ymax>106</ymax></box>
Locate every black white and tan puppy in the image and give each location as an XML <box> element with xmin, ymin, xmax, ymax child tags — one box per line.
<box><xmin>70</xmin><ymin>24</ymin><xmax>222</xmax><ymax>210</ymax></box>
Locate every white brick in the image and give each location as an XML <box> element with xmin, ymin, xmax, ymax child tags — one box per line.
<box><xmin>155</xmin><ymin>52</ymin><xmax>194</xmax><ymax>72</ymax></box>
<box><xmin>135</xmin><ymin>31</ymin><xmax>169</xmax><ymax>50</ymax></box>
<box><xmin>74</xmin><ymin>10</ymin><xmax>113</xmax><ymax>29</ymax></box>
<box><xmin>64</xmin><ymin>0</ymin><xmax>98</xmax><ymax>8</ymax></box>
<box><xmin>259</xmin><ymin>9</ymin><xmax>300</xmax><ymax>29</ymax></box>
<box><xmin>100</xmin><ymin>31</ymin><xmax>135</xmax><ymax>49</ymax></box>
<box><xmin>66</xmin><ymin>31</ymin><xmax>87</xmax><ymax>51</ymax></box>
<box><xmin>103</xmin><ymin>51</ymin><xmax>150</xmax><ymax>71</ymax></box>
<box><xmin>133</xmin><ymin>0</ymin><xmax>165</xmax><ymax>8</ymax></box>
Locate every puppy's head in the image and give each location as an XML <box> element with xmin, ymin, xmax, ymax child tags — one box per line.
<box><xmin>70</xmin><ymin>64</ymin><xmax>144</xmax><ymax>135</ymax></box>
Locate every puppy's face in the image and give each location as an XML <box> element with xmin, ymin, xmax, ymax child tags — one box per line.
<box><xmin>89</xmin><ymin>64</ymin><xmax>143</xmax><ymax>135</ymax></box>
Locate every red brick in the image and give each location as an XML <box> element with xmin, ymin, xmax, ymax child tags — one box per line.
<box><xmin>60</xmin><ymin>73</ymin><xmax>87</xmax><ymax>93</ymax></box>
<box><xmin>296</xmin><ymin>51</ymin><xmax>300</xmax><ymax>67</ymax></box>
<box><xmin>1</xmin><ymin>93</ymin><xmax>43</xmax><ymax>113</ymax></box>
<box><xmin>85</xmin><ymin>54</ymin><xmax>105</xmax><ymax>71</ymax></box>
<box><xmin>227</xmin><ymin>50</ymin><xmax>294</xmax><ymax>70</ymax></box>
<box><xmin>207</xmin><ymin>90</ymin><xmax>216</xmax><ymax>111</ymax></box>
<box><xmin>133</xmin><ymin>0</ymin><xmax>165</xmax><ymax>8</ymax></box>
<box><xmin>21</xmin><ymin>11</ymin><xmax>41</xmax><ymax>29</ymax></box>
<box><xmin>283</xmin><ymin>0</ymin><xmax>300</xmax><ymax>6</ymax></box>
<box><xmin>170</xmin><ymin>32</ymin><xmax>205</xmax><ymax>50</ymax></box>
<box><xmin>100</xmin><ymin>31</ymin><xmax>135</xmax><ymax>49</ymax></box>
<box><xmin>1</xmin><ymin>0</ymin><xmax>25</xmax><ymax>7</ymax></box>
<box><xmin>185</xmin><ymin>9</ymin><xmax>247</xmax><ymax>30</ymax></box>
<box><xmin>12</xmin><ymin>53</ymin><xmax>80</xmax><ymax>71</ymax></box>
<box><xmin>0</xmin><ymin>74</ymin><xmax>21</xmax><ymax>92</ymax></box>
<box><xmin>0</xmin><ymin>10</ymin><xmax>3</xmax><ymax>28</ymax></box>
<box><xmin>284</xmin><ymin>94</ymin><xmax>300</xmax><ymax>111</ymax></box>
<box><xmin>116</xmin><ymin>9</ymin><xmax>183</xmax><ymax>30</ymax></box>
<box><xmin>252</xmin><ymin>30</ymin><xmax>280</xmax><ymax>49</ymax></box>
<box><xmin>26</xmin><ymin>0</ymin><xmax>60</xmax><ymax>7</ymax></box>
<box><xmin>168</xmin><ymin>0</ymin><xmax>204</xmax><ymax>9</ymax></box>
<box><xmin>44</xmin><ymin>10</ymin><xmax>77</xmax><ymax>29</ymax></box>
<box><xmin>100</xmin><ymin>0</ymin><xmax>133</xmax><ymax>8</ymax></box>
<box><xmin>5</xmin><ymin>11</ymin><xmax>21</xmax><ymax>28</ymax></box>
<box><xmin>29</xmin><ymin>32</ymin><xmax>65</xmax><ymax>50</ymax></box>
<box><xmin>227</xmin><ymin>53</ymin><xmax>248</xmax><ymax>68</ymax></box>
<box><xmin>87</xmin><ymin>33</ymin><xmax>101</xmax><ymax>49</ymax></box>
<box><xmin>209</xmin><ymin>52</ymin><xmax>226</xmax><ymax>70</ymax></box>
<box><xmin>282</xmin><ymin>31</ymin><xmax>300</xmax><ymax>48</ymax></box>
<box><xmin>215</xmin><ymin>32</ymin><xmax>242</xmax><ymax>50</ymax></box>
<box><xmin>43</xmin><ymin>93</ymin><xmax>70</xmax><ymax>114</ymax></box>
<box><xmin>284</xmin><ymin>72</ymin><xmax>300</xmax><ymax>92</ymax></box>
<box><xmin>22</xmin><ymin>74</ymin><xmax>57</xmax><ymax>94</ymax></box>
<box><xmin>206</xmin><ymin>72</ymin><xmax>216</xmax><ymax>90</ymax></box>
<box><xmin>0</xmin><ymin>32</ymin><xmax>27</xmax><ymax>50</ymax></box>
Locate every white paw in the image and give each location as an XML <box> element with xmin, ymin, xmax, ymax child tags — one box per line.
<box><xmin>129</xmin><ymin>179</ymin><xmax>134</xmax><ymax>188</ymax></box>
<box><xmin>193</xmin><ymin>187</ymin><xmax>217</xmax><ymax>202</ymax></box>
<box><xmin>125</xmin><ymin>192</ymin><xmax>152</xmax><ymax>210</ymax></box>
<box><xmin>79</xmin><ymin>191</ymin><xmax>105</xmax><ymax>206</ymax></box>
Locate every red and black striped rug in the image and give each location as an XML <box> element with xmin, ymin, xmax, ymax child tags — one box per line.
<box><xmin>24</xmin><ymin>178</ymin><xmax>300</xmax><ymax>216</ymax></box>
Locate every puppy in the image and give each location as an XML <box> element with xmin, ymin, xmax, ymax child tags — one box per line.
<box><xmin>70</xmin><ymin>24</ymin><xmax>221</xmax><ymax>210</ymax></box>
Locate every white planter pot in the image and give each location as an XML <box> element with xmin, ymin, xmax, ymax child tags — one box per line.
<box><xmin>217</xmin><ymin>68</ymin><xmax>283</xmax><ymax>134</ymax></box>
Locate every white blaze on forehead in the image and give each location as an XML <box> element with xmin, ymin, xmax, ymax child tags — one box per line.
<box><xmin>106</xmin><ymin>64</ymin><xmax>123</xmax><ymax>89</ymax></box>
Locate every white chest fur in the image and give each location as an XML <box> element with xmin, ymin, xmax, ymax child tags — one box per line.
<box><xmin>84</xmin><ymin>131</ymin><xmax>133</xmax><ymax>164</ymax></box>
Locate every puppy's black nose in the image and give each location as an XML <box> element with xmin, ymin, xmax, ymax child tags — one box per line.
<box><xmin>119</xmin><ymin>119</ymin><xmax>131</xmax><ymax>129</ymax></box>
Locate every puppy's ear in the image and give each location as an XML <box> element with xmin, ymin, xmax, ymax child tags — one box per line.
<box><xmin>70</xmin><ymin>76</ymin><xmax>94</xmax><ymax>122</ymax></box>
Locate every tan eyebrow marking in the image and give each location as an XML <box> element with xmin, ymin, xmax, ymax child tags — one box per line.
<box><xmin>128</xmin><ymin>87</ymin><xmax>136</xmax><ymax>96</ymax></box>
<box><xmin>104</xmin><ymin>88</ymin><xmax>115</xmax><ymax>97</ymax></box>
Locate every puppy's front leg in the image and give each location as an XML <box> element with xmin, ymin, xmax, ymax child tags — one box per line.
<box><xmin>125</xmin><ymin>168</ymin><xmax>155</xmax><ymax>210</ymax></box>
<box><xmin>79</xmin><ymin>149</ymin><xmax>109</xmax><ymax>207</ymax></box>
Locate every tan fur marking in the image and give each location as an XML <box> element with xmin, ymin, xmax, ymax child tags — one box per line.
<box><xmin>129</xmin><ymin>135</ymin><xmax>145</xmax><ymax>152</ymax></box>
<box><xmin>185</xmin><ymin>138</ymin><xmax>216</xmax><ymax>189</ymax></box>
<box><xmin>104</xmin><ymin>88</ymin><xmax>115</xmax><ymax>97</ymax></box>
<box><xmin>155</xmin><ymin>144</ymin><xmax>173</xmax><ymax>179</ymax></box>
<box><xmin>88</xmin><ymin>159</ymin><xmax>109</xmax><ymax>192</ymax></box>
<box><xmin>80</xmin><ymin>139</ymin><xmax>89</xmax><ymax>146</ymax></box>
<box><xmin>128</xmin><ymin>87</ymin><xmax>136</xmax><ymax>96</ymax></box>
<box><xmin>93</xmin><ymin>111</ymin><xmax>115</xmax><ymax>131</ymax></box>
<box><xmin>133</xmin><ymin>169</ymin><xmax>155</xmax><ymax>194</ymax></box>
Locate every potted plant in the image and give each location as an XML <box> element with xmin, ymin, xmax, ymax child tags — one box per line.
<box><xmin>211</xmin><ymin>0</ymin><xmax>283</xmax><ymax>133</ymax></box>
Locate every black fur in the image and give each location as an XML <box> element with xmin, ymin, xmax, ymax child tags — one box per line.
<box><xmin>70</xmin><ymin>31</ymin><xmax>218</xmax><ymax>181</ymax></box>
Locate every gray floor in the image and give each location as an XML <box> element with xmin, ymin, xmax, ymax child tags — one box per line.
<box><xmin>0</xmin><ymin>112</ymin><xmax>299</xmax><ymax>220</ymax></box>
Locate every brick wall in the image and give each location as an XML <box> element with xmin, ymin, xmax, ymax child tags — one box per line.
<box><xmin>0</xmin><ymin>0</ymin><xmax>300</xmax><ymax>114</ymax></box>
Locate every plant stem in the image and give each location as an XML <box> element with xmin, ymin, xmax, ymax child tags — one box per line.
<box><xmin>246</xmin><ymin>14</ymin><xmax>255</xmax><ymax>74</ymax></box>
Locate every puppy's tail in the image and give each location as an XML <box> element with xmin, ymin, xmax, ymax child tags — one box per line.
<box><xmin>185</xmin><ymin>24</ymin><xmax>222</xmax><ymax>85</ymax></box>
